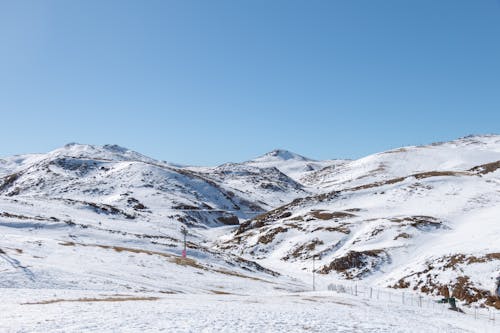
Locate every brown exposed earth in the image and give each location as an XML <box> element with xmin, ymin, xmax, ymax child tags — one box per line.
<box><xmin>318</xmin><ymin>250</ymin><xmax>388</xmax><ymax>279</ymax></box>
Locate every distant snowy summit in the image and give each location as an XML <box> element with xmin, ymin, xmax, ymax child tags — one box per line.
<box><xmin>244</xmin><ymin>149</ymin><xmax>347</xmax><ymax>182</ymax></box>
<box><xmin>253</xmin><ymin>149</ymin><xmax>313</xmax><ymax>162</ymax></box>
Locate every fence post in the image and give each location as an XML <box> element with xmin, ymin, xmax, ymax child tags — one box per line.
<box><xmin>355</xmin><ymin>284</ymin><xmax>357</xmax><ymax>297</ymax></box>
<box><xmin>402</xmin><ymin>292</ymin><xmax>405</xmax><ymax>305</ymax></box>
<box><xmin>370</xmin><ymin>287</ymin><xmax>373</xmax><ymax>299</ymax></box>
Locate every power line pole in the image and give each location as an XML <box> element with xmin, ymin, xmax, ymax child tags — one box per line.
<box><xmin>313</xmin><ymin>255</ymin><xmax>317</xmax><ymax>291</ymax></box>
<box><xmin>180</xmin><ymin>226</ymin><xmax>188</xmax><ymax>258</ymax></box>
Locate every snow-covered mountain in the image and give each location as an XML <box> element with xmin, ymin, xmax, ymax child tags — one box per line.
<box><xmin>1</xmin><ymin>135</ymin><xmax>500</xmax><ymax>310</ymax></box>
<box><xmin>218</xmin><ymin>135</ymin><xmax>500</xmax><ymax>309</ymax></box>
<box><xmin>244</xmin><ymin>149</ymin><xmax>348</xmax><ymax>183</ymax></box>
<box><xmin>0</xmin><ymin>143</ymin><xmax>311</xmax><ymax>294</ymax></box>
<box><xmin>303</xmin><ymin>135</ymin><xmax>500</xmax><ymax>190</ymax></box>
<box><xmin>0</xmin><ymin>144</ymin><xmax>316</xmax><ymax>227</ymax></box>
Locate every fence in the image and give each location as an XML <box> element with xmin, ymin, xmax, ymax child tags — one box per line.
<box><xmin>327</xmin><ymin>282</ymin><xmax>499</xmax><ymax>327</ymax></box>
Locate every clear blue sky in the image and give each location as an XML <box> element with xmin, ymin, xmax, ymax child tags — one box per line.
<box><xmin>1</xmin><ymin>0</ymin><xmax>499</xmax><ymax>165</ymax></box>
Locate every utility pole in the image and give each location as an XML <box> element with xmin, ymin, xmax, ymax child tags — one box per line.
<box><xmin>313</xmin><ymin>255</ymin><xmax>315</xmax><ymax>291</ymax></box>
<box><xmin>180</xmin><ymin>225</ymin><xmax>188</xmax><ymax>258</ymax></box>
<box><xmin>313</xmin><ymin>254</ymin><xmax>319</xmax><ymax>291</ymax></box>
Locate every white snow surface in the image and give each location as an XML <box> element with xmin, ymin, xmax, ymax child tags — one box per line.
<box><xmin>304</xmin><ymin>135</ymin><xmax>500</xmax><ymax>190</ymax></box>
<box><xmin>1</xmin><ymin>135</ymin><xmax>500</xmax><ymax>332</ymax></box>
<box><xmin>0</xmin><ymin>289</ymin><xmax>494</xmax><ymax>333</ymax></box>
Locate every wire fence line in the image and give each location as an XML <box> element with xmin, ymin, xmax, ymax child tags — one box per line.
<box><xmin>327</xmin><ymin>282</ymin><xmax>499</xmax><ymax>327</ymax></box>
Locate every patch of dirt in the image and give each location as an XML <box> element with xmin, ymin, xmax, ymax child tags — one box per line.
<box><xmin>236</xmin><ymin>207</ymin><xmax>290</xmax><ymax>235</ymax></box>
<box><xmin>345</xmin><ymin>170</ymin><xmax>468</xmax><ymax>193</ymax></box>
<box><xmin>0</xmin><ymin>173</ymin><xmax>20</xmax><ymax>193</ymax></box>
<box><xmin>1</xmin><ymin>247</ymin><xmax>24</xmax><ymax>254</ymax></box>
<box><xmin>391</xmin><ymin>253</ymin><xmax>500</xmax><ymax>309</ymax></box>
<box><xmin>469</xmin><ymin>160</ymin><xmax>500</xmax><ymax>175</ymax></box>
<box><xmin>311</xmin><ymin>226</ymin><xmax>351</xmax><ymax>234</ymax></box>
<box><xmin>217</xmin><ymin>215</ymin><xmax>239</xmax><ymax>225</ymax></box>
<box><xmin>210</xmin><ymin>290</ymin><xmax>232</xmax><ymax>295</ymax></box>
<box><xmin>318</xmin><ymin>250</ymin><xmax>388</xmax><ymax>279</ymax></box>
<box><xmin>62</xmin><ymin>198</ymin><xmax>135</xmax><ymax>219</ymax></box>
<box><xmin>282</xmin><ymin>238</ymin><xmax>324</xmax><ymax>261</ymax></box>
<box><xmin>236</xmin><ymin>197</ymin><xmax>312</xmax><ymax>235</ymax></box>
<box><xmin>390</xmin><ymin>216</ymin><xmax>443</xmax><ymax>230</ymax></box>
<box><xmin>171</xmin><ymin>256</ymin><xmax>205</xmax><ymax>270</ymax></box>
<box><xmin>0</xmin><ymin>212</ymin><xmax>60</xmax><ymax>222</ymax></box>
<box><xmin>344</xmin><ymin>208</ymin><xmax>362</xmax><ymax>212</ymax></box>
<box><xmin>441</xmin><ymin>253</ymin><xmax>500</xmax><ymax>269</ymax></box>
<box><xmin>257</xmin><ymin>227</ymin><xmax>288</xmax><ymax>245</ymax></box>
<box><xmin>283</xmin><ymin>222</ymin><xmax>306</xmax><ymax>232</ymax></box>
<box><xmin>86</xmin><ymin>202</ymin><xmax>135</xmax><ymax>219</ymax></box>
<box><xmin>212</xmin><ymin>268</ymin><xmax>271</xmax><ymax>282</ymax></box>
<box><xmin>370</xmin><ymin>227</ymin><xmax>384</xmax><ymax>237</ymax></box>
<box><xmin>394</xmin><ymin>232</ymin><xmax>411</xmax><ymax>240</ymax></box>
<box><xmin>59</xmin><ymin>241</ymin><xmax>272</xmax><ymax>282</ymax></box>
<box><xmin>59</xmin><ymin>241</ymin><xmax>205</xmax><ymax>269</ymax></box>
<box><xmin>310</xmin><ymin>210</ymin><xmax>356</xmax><ymax>220</ymax></box>
<box><xmin>173</xmin><ymin>204</ymin><xmax>200</xmax><ymax>210</ymax></box>
<box><xmin>23</xmin><ymin>296</ymin><xmax>160</xmax><ymax>305</ymax></box>
<box><xmin>413</xmin><ymin>171</ymin><xmax>465</xmax><ymax>179</ymax></box>
<box><xmin>383</xmin><ymin>148</ymin><xmax>409</xmax><ymax>154</ymax></box>
<box><xmin>127</xmin><ymin>197</ymin><xmax>148</xmax><ymax>211</ymax></box>
<box><xmin>348</xmin><ymin>176</ymin><xmax>407</xmax><ymax>192</ymax></box>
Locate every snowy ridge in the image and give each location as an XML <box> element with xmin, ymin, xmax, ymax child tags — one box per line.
<box><xmin>1</xmin><ymin>135</ymin><xmax>500</xmax><ymax>314</ymax></box>
<box><xmin>244</xmin><ymin>149</ymin><xmax>348</xmax><ymax>183</ymax></box>
<box><xmin>0</xmin><ymin>143</ymin><xmax>317</xmax><ymax>298</ymax></box>
<box><xmin>303</xmin><ymin>134</ymin><xmax>500</xmax><ymax>190</ymax></box>
<box><xmin>218</xmin><ymin>135</ymin><xmax>500</xmax><ymax>309</ymax></box>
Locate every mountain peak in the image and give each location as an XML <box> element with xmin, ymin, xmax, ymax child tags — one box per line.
<box><xmin>62</xmin><ymin>142</ymin><xmax>129</xmax><ymax>152</ymax></box>
<box><xmin>51</xmin><ymin>143</ymin><xmax>157</xmax><ymax>164</ymax></box>
<box><xmin>261</xmin><ymin>149</ymin><xmax>311</xmax><ymax>161</ymax></box>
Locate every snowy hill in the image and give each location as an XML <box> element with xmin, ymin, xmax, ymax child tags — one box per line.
<box><xmin>0</xmin><ymin>143</ymin><xmax>309</xmax><ymax>295</ymax></box>
<box><xmin>218</xmin><ymin>135</ymin><xmax>500</xmax><ymax>309</ymax></box>
<box><xmin>1</xmin><ymin>136</ymin><xmax>500</xmax><ymax>314</ymax></box>
<box><xmin>0</xmin><ymin>144</ymin><xmax>313</xmax><ymax>226</ymax></box>
<box><xmin>245</xmin><ymin>149</ymin><xmax>348</xmax><ymax>183</ymax></box>
<box><xmin>303</xmin><ymin>135</ymin><xmax>500</xmax><ymax>190</ymax></box>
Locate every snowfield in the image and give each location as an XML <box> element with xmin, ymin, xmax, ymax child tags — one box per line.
<box><xmin>0</xmin><ymin>289</ymin><xmax>494</xmax><ymax>333</ymax></box>
<box><xmin>1</xmin><ymin>135</ymin><xmax>500</xmax><ymax>332</ymax></box>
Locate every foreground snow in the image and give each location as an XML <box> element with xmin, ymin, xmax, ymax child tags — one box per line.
<box><xmin>0</xmin><ymin>289</ymin><xmax>494</xmax><ymax>333</ymax></box>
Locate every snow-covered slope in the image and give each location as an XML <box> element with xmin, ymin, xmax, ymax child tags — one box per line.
<box><xmin>188</xmin><ymin>163</ymin><xmax>307</xmax><ymax>211</ymax></box>
<box><xmin>245</xmin><ymin>149</ymin><xmax>348</xmax><ymax>184</ymax></box>
<box><xmin>218</xmin><ymin>135</ymin><xmax>500</xmax><ymax>309</ymax></box>
<box><xmin>0</xmin><ymin>144</ymin><xmax>314</xmax><ymax>227</ymax></box>
<box><xmin>0</xmin><ymin>143</ymin><xmax>310</xmax><ymax>295</ymax></box>
<box><xmin>185</xmin><ymin>149</ymin><xmax>346</xmax><ymax>208</ymax></box>
<box><xmin>1</xmin><ymin>136</ymin><xmax>500</xmax><ymax>311</ymax></box>
<box><xmin>303</xmin><ymin>135</ymin><xmax>500</xmax><ymax>190</ymax></box>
